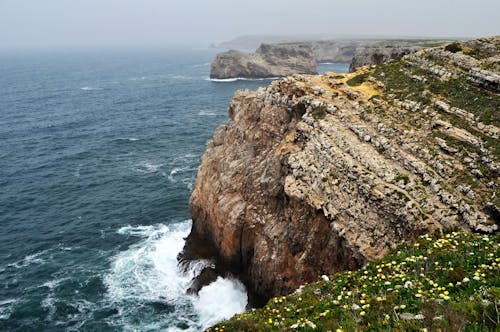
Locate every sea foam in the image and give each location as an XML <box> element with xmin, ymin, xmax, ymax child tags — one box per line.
<box><xmin>105</xmin><ymin>221</ymin><xmax>248</xmax><ymax>331</ymax></box>
<box><xmin>133</xmin><ymin>161</ymin><xmax>163</xmax><ymax>174</ymax></box>
<box><xmin>207</xmin><ymin>77</ymin><xmax>279</xmax><ymax>82</ymax></box>
<box><xmin>80</xmin><ymin>86</ymin><xmax>102</xmax><ymax>91</ymax></box>
<box><xmin>193</xmin><ymin>277</ymin><xmax>248</xmax><ymax>329</ymax></box>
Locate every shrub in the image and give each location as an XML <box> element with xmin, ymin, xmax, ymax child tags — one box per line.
<box><xmin>445</xmin><ymin>42</ymin><xmax>462</xmax><ymax>53</ymax></box>
<box><xmin>346</xmin><ymin>73</ymin><xmax>369</xmax><ymax>86</ymax></box>
<box><xmin>311</xmin><ymin>105</ymin><xmax>327</xmax><ymax>120</ymax></box>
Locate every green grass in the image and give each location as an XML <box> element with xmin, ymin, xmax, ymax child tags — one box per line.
<box><xmin>310</xmin><ymin>105</ymin><xmax>327</xmax><ymax>120</ymax></box>
<box><xmin>427</xmin><ymin>76</ymin><xmax>500</xmax><ymax>127</ymax></box>
<box><xmin>346</xmin><ymin>73</ymin><xmax>369</xmax><ymax>87</ymax></box>
<box><xmin>373</xmin><ymin>58</ymin><xmax>500</xmax><ymax>128</ymax></box>
<box><xmin>433</xmin><ymin>131</ymin><xmax>481</xmax><ymax>157</ymax></box>
<box><xmin>394</xmin><ymin>169</ymin><xmax>410</xmax><ymax>185</ymax></box>
<box><xmin>372</xmin><ymin>61</ymin><xmax>430</xmax><ymax>105</ymax></box>
<box><xmin>210</xmin><ymin>232</ymin><xmax>499</xmax><ymax>331</ymax></box>
<box><xmin>464</xmin><ymin>48</ymin><xmax>491</xmax><ymax>60</ymax></box>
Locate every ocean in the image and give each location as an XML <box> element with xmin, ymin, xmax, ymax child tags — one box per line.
<box><xmin>0</xmin><ymin>47</ymin><xmax>348</xmax><ymax>331</ymax></box>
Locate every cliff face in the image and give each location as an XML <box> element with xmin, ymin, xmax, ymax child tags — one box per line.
<box><xmin>308</xmin><ymin>40</ymin><xmax>374</xmax><ymax>63</ymax></box>
<box><xmin>186</xmin><ymin>37</ymin><xmax>499</xmax><ymax>301</ymax></box>
<box><xmin>349</xmin><ymin>46</ymin><xmax>422</xmax><ymax>72</ymax></box>
<box><xmin>210</xmin><ymin>43</ymin><xmax>317</xmax><ymax>79</ymax></box>
<box><xmin>213</xmin><ymin>36</ymin><xmax>449</xmax><ymax>71</ymax></box>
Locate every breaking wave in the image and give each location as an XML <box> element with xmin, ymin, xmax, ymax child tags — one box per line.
<box><xmin>104</xmin><ymin>221</ymin><xmax>247</xmax><ymax>331</ymax></box>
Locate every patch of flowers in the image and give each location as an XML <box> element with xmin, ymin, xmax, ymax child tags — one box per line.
<box><xmin>208</xmin><ymin>232</ymin><xmax>499</xmax><ymax>331</ymax></box>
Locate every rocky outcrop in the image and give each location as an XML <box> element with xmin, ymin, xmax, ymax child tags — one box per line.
<box><xmin>184</xmin><ymin>37</ymin><xmax>499</xmax><ymax>302</ymax></box>
<box><xmin>349</xmin><ymin>45</ymin><xmax>422</xmax><ymax>72</ymax></box>
<box><xmin>210</xmin><ymin>43</ymin><xmax>317</xmax><ymax>79</ymax></box>
<box><xmin>309</xmin><ymin>40</ymin><xmax>376</xmax><ymax>63</ymax></box>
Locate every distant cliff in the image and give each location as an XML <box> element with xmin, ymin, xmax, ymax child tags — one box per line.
<box><xmin>211</xmin><ymin>39</ymin><xmax>451</xmax><ymax>79</ymax></box>
<box><xmin>185</xmin><ymin>37</ymin><xmax>499</xmax><ymax>303</ymax></box>
<box><xmin>349</xmin><ymin>45</ymin><xmax>422</xmax><ymax>72</ymax></box>
<box><xmin>210</xmin><ymin>43</ymin><xmax>317</xmax><ymax>79</ymax></box>
<box><xmin>348</xmin><ymin>40</ymin><xmax>452</xmax><ymax>72</ymax></box>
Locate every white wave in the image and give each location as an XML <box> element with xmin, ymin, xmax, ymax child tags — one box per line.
<box><xmin>106</xmin><ymin>223</ymin><xmax>192</xmax><ymax>302</ymax></box>
<box><xmin>182</xmin><ymin>178</ymin><xmax>195</xmax><ymax>191</ymax></box>
<box><xmin>193</xmin><ymin>62</ymin><xmax>210</xmax><ymax>68</ymax></box>
<box><xmin>117</xmin><ymin>224</ymin><xmax>162</xmax><ymax>237</ymax></box>
<box><xmin>65</xmin><ymin>299</ymin><xmax>96</xmax><ymax>331</ymax></box>
<box><xmin>40</xmin><ymin>277</ymin><xmax>69</xmax><ymax>290</ymax></box>
<box><xmin>41</xmin><ymin>293</ymin><xmax>56</xmax><ymax>322</ymax></box>
<box><xmin>193</xmin><ymin>277</ymin><xmax>248</xmax><ymax>329</ymax></box>
<box><xmin>206</xmin><ymin>77</ymin><xmax>279</xmax><ymax>82</ymax></box>
<box><xmin>173</xmin><ymin>153</ymin><xmax>197</xmax><ymax>161</ymax></box>
<box><xmin>114</xmin><ymin>137</ymin><xmax>140</xmax><ymax>143</ymax></box>
<box><xmin>197</xmin><ymin>110</ymin><xmax>217</xmax><ymax>116</ymax></box>
<box><xmin>105</xmin><ymin>221</ymin><xmax>248</xmax><ymax>331</ymax></box>
<box><xmin>0</xmin><ymin>298</ymin><xmax>17</xmax><ymax>320</ymax></box>
<box><xmin>169</xmin><ymin>167</ymin><xmax>184</xmax><ymax>176</ymax></box>
<box><xmin>170</xmin><ymin>75</ymin><xmax>196</xmax><ymax>80</ymax></box>
<box><xmin>133</xmin><ymin>161</ymin><xmax>163</xmax><ymax>174</ymax></box>
<box><xmin>80</xmin><ymin>86</ymin><xmax>102</xmax><ymax>91</ymax></box>
<box><xmin>7</xmin><ymin>250</ymin><xmax>49</xmax><ymax>269</ymax></box>
<box><xmin>168</xmin><ymin>166</ymin><xmax>196</xmax><ymax>183</ymax></box>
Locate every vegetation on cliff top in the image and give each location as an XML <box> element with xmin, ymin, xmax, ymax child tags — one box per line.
<box><xmin>209</xmin><ymin>232</ymin><xmax>499</xmax><ymax>331</ymax></box>
<box><xmin>201</xmin><ymin>38</ymin><xmax>499</xmax><ymax>331</ymax></box>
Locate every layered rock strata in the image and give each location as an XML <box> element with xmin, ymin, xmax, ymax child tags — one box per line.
<box><xmin>349</xmin><ymin>45</ymin><xmax>423</xmax><ymax>72</ymax></box>
<box><xmin>210</xmin><ymin>43</ymin><xmax>317</xmax><ymax>79</ymax></box>
<box><xmin>184</xmin><ymin>37</ymin><xmax>499</xmax><ymax>302</ymax></box>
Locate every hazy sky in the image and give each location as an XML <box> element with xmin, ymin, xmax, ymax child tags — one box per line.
<box><xmin>1</xmin><ymin>0</ymin><xmax>499</xmax><ymax>49</ymax></box>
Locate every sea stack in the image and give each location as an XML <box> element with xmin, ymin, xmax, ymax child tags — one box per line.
<box><xmin>210</xmin><ymin>43</ymin><xmax>318</xmax><ymax>79</ymax></box>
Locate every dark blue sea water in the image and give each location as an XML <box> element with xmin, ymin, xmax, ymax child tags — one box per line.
<box><xmin>0</xmin><ymin>48</ymin><xmax>348</xmax><ymax>331</ymax></box>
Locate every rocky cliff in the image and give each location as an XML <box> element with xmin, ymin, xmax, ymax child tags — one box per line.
<box><xmin>184</xmin><ymin>37</ymin><xmax>499</xmax><ymax>303</ymax></box>
<box><xmin>349</xmin><ymin>45</ymin><xmax>422</xmax><ymax>72</ymax></box>
<box><xmin>308</xmin><ymin>40</ymin><xmax>376</xmax><ymax>63</ymax></box>
<box><xmin>348</xmin><ymin>40</ymin><xmax>455</xmax><ymax>72</ymax></box>
<box><xmin>210</xmin><ymin>43</ymin><xmax>317</xmax><ymax>79</ymax></box>
<box><xmin>211</xmin><ymin>39</ymin><xmax>450</xmax><ymax>79</ymax></box>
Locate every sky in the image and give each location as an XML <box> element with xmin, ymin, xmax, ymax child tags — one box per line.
<box><xmin>0</xmin><ymin>0</ymin><xmax>499</xmax><ymax>49</ymax></box>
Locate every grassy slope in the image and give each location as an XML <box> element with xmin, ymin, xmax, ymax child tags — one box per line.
<box><xmin>210</xmin><ymin>232</ymin><xmax>499</xmax><ymax>331</ymax></box>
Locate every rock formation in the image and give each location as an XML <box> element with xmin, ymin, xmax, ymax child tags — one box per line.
<box><xmin>209</xmin><ymin>43</ymin><xmax>317</xmax><ymax>79</ymax></box>
<box><xmin>308</xmin><ymin>40</ymin><xmax>376</xmax><ymax>63</ymax></box>
<box><xmin>183</xmin><ymin>37</ymin><xmax>499</xmax><ymax>302</ymax></box>
<box><xmin>349</xmin><ymin>45</ymin><xmax>422</xmax><ymax>72</ymax></box>
<box><xmin>214</xmin><ymin>36</ymin><xmax>451</xmax><ymax>63</ymax></box>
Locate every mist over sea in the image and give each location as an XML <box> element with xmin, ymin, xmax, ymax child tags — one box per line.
<box><xmin>0</xmin><ymin>48</ymin><xmax>348</xmax><ymax>331</ymax></box>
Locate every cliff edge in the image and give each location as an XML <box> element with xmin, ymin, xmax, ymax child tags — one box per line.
<box><xmin>349</xmin><ymin>45</ymin><xmax>423</xmax><ymax>72</ymax></box>
<box><xmin>185</xmin><ymin>37</ymin><xmax>499</xmax><ymax>302</ymax></box>
<box><xmin>210</xmin><ymin>43</ymin><xmax>317</xmax><ymax>79</ymax></box>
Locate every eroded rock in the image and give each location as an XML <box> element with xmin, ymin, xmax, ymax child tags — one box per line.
<box><xmin>182</xmin><ymin>37</ymin><xmax>499</xmax><ymax>303</ymax></box>
<box><xmin>210</xmin><ymin>43</ymin><xmax>317</xmax><ymax>79</ymax></box>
